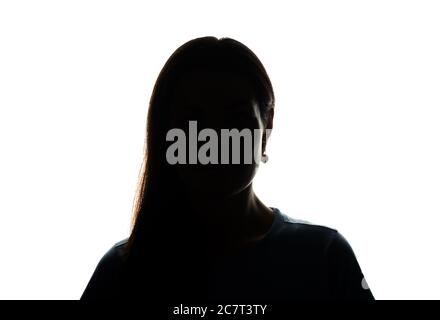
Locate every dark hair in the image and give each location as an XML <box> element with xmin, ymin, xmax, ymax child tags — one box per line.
<box><xmin>121</xmin><ymin>36</ymin><xmax>275</xmax><ymax>300</ymax></box>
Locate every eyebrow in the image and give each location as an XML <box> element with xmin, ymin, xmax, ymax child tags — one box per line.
<box><xmin>233</xmin><ymin>98</ymin><xmax>253</xmax><ymax>105</ymax></box>
<box><xmin>232</xmin><ymin>100</ymin><xmax>254</xmax><ymax>110</ymax></box>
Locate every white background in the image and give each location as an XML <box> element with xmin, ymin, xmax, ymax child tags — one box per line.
<box><xmin>0</xmin><ymin>0</ymin><xmax>439</xmax><ymax>299</ymax></box>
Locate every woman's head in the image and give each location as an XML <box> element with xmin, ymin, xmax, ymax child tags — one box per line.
<box><xmin>148</xmin><ymin>36</ymin><xmax>275</xmax><ymax>200</ymax></box>
<box><xmin>125</xmin><ymin>36</ymin><xmax>275</xmax><ymax>299</ymax></box>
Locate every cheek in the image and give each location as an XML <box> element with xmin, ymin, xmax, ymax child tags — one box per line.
<box><xmin>253</xmin><ymin>129</ymin><xmax>263</xmax><ymax>156</ymax></box>
<box><xmin>168</xmin><ymin>116</ymin><xmax>264</xmax><ymax>195</ymax></box>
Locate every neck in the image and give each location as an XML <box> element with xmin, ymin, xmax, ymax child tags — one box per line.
<box><xmin>186</xmin><ymin>184</ymin><xmax>274</xmax><ymax>254</ymax></box>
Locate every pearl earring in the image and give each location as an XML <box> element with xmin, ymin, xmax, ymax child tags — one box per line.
<box><xmin>261</xmin><ymin>153</ymin><xmax>269</xmax><ymax>163</ymax></box>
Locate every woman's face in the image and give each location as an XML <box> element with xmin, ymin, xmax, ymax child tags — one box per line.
<box><xmin>168</xmin><ymin>70</ymin><xmax>268</xmax><ymax>200</ymax></box>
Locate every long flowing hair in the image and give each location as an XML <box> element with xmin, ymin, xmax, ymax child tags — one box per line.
<box><xmin>121</xmin><ymin>36</ymin><xmax>275</xmax><ymax>301</ymax></box>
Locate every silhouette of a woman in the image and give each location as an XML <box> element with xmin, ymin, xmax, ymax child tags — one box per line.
<box><xmin>81</xmin><ymin>36</ymin><xmax>374</xmax><ymax>302</ymax></box>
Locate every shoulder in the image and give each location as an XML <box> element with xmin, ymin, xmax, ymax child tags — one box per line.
<box><xmin>270</xmin><ymin>208</ymin><xmax>368</xmax><ymax>268</ymax></box>
<box><xmin>96</xmin><ymin>238</ymin><xmax>129</xmax><ymax>269</ymax></box>
<box><xmin>273</xmin><ymin>209</ymin><xmax>374</xmax><ymax>299</ymax></box>
<box><xmin>276</xmin><ymin>210</ymin><xmax>360</xmax><ymax>258</ymax></box>
<box><xmin>111</xmin><ymin>238</ymin><xmax>129</xmax><ymax>257</ymax></box>
<box><xmin>81</xmin><ymin>238</ymin><xmax>129</xmax><ymax>300</ymax></box>
<box><xmin>274</xmin><ymin>208</ymin><xmax>360</xmax><ymax>258</ymax></box>
<box><xmin>273</xmin><ymin>208</ymin><xmax>339</xmax><ymax>250</ymax></box>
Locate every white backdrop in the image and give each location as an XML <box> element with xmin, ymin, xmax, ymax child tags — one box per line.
<box><xmin>0</xmin><ymin>0</ymin><xmax>439</xmax><ymax>299</ymax></box>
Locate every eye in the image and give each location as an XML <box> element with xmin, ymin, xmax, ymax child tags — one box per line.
<box><xmin>232</xmin><ymin>107</ymin><xmax>249</xmax><ymax>115</ymax></box>
<box><xmin>233</xmin><ymin>109</ymin><xmax>259</xmax><ymax>123</ymax></box>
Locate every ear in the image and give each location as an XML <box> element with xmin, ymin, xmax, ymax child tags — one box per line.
<box><xmin>262</xmin><ymin>108</ymin><xmax>274</xmax><ymax>152</ymax></box>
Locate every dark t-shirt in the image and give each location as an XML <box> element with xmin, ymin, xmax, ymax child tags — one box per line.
<box><xmin>81</xmin><ymin>207</ymin><xmax>374</xmax><ymax>300</ymax></box>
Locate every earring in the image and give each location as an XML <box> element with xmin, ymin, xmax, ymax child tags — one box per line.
<box><xmin>261</xmin><ymin>153</ymin><xmax>269</xmax><ymax>163</ymax></box>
